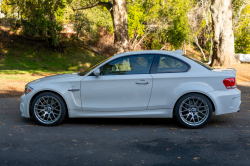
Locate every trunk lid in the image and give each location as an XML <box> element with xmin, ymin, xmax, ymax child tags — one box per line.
<box><xmin>212</xmin><ymin>68</ymin><xmax>236</xmax><ymax>76</ymax></box>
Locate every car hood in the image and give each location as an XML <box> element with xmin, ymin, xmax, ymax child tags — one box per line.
<box><xmin>27</xmin><ymin>73</ymin><xmax>80</xmax><ymax>86</ymax></box>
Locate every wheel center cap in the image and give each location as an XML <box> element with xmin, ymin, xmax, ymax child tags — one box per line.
<box><xmin>47</xmin><ymin>107</ymin><xmax>51</xmax><ymax>112</ymax></box>
<box><xmin>192</xmin><ymin>108</ymin><xmax>196</xmax><ymax>112</ymax></box>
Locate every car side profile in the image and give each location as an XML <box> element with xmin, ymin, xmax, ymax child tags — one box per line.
<box><xmin>20</xmin><ymin>50</ymin><xmax>241</xmax><ymax>128</ymax></box>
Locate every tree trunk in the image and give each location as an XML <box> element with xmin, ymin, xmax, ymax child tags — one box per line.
<box><xmin>210</xmin><ymin>0</ymin><xmax>238</xmax><ymax>66</ymax></box>
<box><xmin>49</xmin><ymin>12</ymin><xmax>60</xmax><ymax>50</ymax></box>
<box><xmin>69</xmin><ymin>0</ymin><xmax>129</xmax><ymax>55</ymax></box>
<box><xmin>183</xmin><ymin>40</ymin><xmax>186</xmax><ymax>54</ymax></box>
<box><xmin>112</xmin><ymin>0</ymin><xmax>130</xmax><ymax>54</ymax></box>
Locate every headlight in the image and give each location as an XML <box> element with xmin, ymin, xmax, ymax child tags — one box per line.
<box><xmin>25</xmin><ymin>85</ymin><xmax>33</xmax><ymax>95</ymax></box>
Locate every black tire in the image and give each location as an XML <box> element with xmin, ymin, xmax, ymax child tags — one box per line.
<box><xmin>174</xmin><ymin>93</ymin><xmax>213</xmax><ymax>129</ymax></box>
<box><xmin>31</xmin><ymin>92</ymin><xmax>67</xmax><ymax>126</ymax></box>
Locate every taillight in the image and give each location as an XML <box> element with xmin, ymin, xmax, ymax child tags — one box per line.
<box><xmin>223</xmin><ymin>78</ymin><xmax>236</xmax><ymax>89</ymax></box>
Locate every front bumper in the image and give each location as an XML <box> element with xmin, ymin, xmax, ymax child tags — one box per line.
<box><xmin>208</xmin><ymin>88</ymin><xmax>241</xmax><ymax>115</ymax></box>
<box><xmin>20</xmin><ymin>91</ymin><xmax>36</xmax><ymax>118</ymax></box>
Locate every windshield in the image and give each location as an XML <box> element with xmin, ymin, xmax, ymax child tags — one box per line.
<box><xmin>183</xmin><ymin>55</ymin><xmax>213</xmax><ymax>70</ymax></box>
<box><xmin>79</xmin><ymin>56</ymin><xmax>114</xmax><ymax>76</ymax></box>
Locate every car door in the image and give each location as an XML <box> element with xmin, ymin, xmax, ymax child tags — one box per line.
<box><xmin>148</xmin><ymin>55</ymin><xmax>190</xmax><ymax>110</ymax></box>
<box><xmin>81</xmin><ymin>55</ymin><xmax>154</xmax><ymax>112</ymax></box>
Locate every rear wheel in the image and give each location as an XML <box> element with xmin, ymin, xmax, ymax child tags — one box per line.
<box><xmin>175</xmin><ymin>93</ymin><xmax>213</xmax><ymax>129</ymax></box>
<box><xmin>31</xmin><ymin>92</ymin><xmax>67</xmax><ymax>126</ymax></box>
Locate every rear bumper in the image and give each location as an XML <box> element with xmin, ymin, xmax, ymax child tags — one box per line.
<box><xmin>208</xmin><ymin>89</ymin><xmax>241</xmax><ymax>115</ymax></box>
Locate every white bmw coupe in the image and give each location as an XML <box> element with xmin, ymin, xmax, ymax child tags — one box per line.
<box><xmin>20</xmin><ymin>50</ymin><xmax>241</xmax><ymax>128</ymax></box>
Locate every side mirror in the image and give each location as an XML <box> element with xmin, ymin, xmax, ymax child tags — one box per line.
<box><xmin>93</xmin><ymin>68</ymin><xmax>101</xmax><ymax>77</ymax></box>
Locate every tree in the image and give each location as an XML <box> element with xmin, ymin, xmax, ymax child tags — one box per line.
<box><xmin>188</xmin><ymin>2</ymin><xmax>207</xmax><ymax>61</ymax></box>
<box><xmin>127</xmin><ymin>0</ymin><xmax>191</xmax><ymax>51</ymax></box>
<box><xmin>210</xmin><ymin>0</ymin><xmax>239</xmax><ymax>66</ymax></box>
<box><xmin>69</xmin><ymin>0</ymin><xmax>130</xmax><ymax>54</ymax></box>
<box><xmin>3</xmin><ymin>0</ymin><xmax>66</xmax><ymax>51</ymax></box>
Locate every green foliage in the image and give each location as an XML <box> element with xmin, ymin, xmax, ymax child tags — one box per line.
<box><xmin>127</xmin><ymin>2</ymin><xmax>145</xmax><ymax>38</ymax></box>
<box><xmin>233</xmin><ymin>1</ymin><xmax>250</xmax><ymax>53</ymax></box>
<box><xmin>163</xmin><ymin>0</ymin><xmax>191</xmax><ymax>49</ymax></box>
<box><xmin>127</xmin><ymin>0</ymin><xmax>191</xmax><ymax>50</ymax></box>
<box><xmin>3</xmin><ymin>0</ymin><xmax>66</xmax><ymax>46</ymax></box>
<box><xmin>235</xmin><ymin>26</ymin><xmax>250</xmax><ymax>54</ymax></box>
<box><xmin>69</xmin><ymin>0</ymin><xmax>113</xmax><ymax>40</ymax></box>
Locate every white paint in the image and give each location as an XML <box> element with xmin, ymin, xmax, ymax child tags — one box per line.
<box><xmin>20</xmin><ymin>50</ymin><xmax>241</xmax><ymax>120</ymax></box>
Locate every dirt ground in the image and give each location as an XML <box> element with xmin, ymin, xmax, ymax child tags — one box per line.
<box><xmin>0</xmin><ymin>75</ymin><xmax>44</xmax><ymax>98</ymax></box>
<box><xmin>0</xmin><ymin>64</ymin><xmax>249</xmax><ymax>98</ymax></box>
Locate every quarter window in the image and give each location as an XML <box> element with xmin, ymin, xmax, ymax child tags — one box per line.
<box><xmin>155</xmin><ymin>55</ymin><xmax>189</xmax><ymax>73</ymax></box>
<box><xmin>101</xmin><ymin>55</ymin><xmax>154</xmax><ymax>75</ymax></box>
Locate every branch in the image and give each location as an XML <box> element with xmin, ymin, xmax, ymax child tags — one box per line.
<box><xmin>161</xmin><ymin>40</ymin><xmax>167</xmax><ymax>50</ymax></box>
<box><xmin>77</xmin><ymin>39</ymin><xmax>103</xmax><ymax>56</ymax></box>
<box><xmin>233</xmin><ymin>3</ymin><xmax>247</xmax><ymax>31</ymax></box>
<box><xmin>193</xmin><ymin>34</ymin><xmax>206</xmax><ymax>61</ymax></box>
<box><xmin>69</xmin><ymin>1</ymin><xmax>113</xmax><ymax>12</ymax></box>
<box><xmin>132</xmin><ymin>34</ymin><xmax>139</xmax><ymax>47</ymax></box>
<box><xmin>134</xmin><ymin>32</ymin><xmax>149</xmax><ymax>50</ymax></box>
<box><xmin>7</xmin><ymin>3</ymin><xmax>16</xmax><ymax>5</ymax></box>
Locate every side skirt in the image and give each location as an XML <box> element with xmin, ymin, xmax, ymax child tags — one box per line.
<box><xmin>68</xmin><ymin>109</ymin><xmax>173</xmax><ymax>118</ymax></box>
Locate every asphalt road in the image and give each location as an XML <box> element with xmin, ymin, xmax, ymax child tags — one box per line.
<box><xmin>0</xmin><ymin>83</ymin><xmax>250</xmax><ymax>166</ymax></box>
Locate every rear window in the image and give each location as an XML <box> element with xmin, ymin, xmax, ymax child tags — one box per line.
<box><xmin>183</xmin><ymin>55</ymin><xmax>213</xmax><ymax>70</ymax></box>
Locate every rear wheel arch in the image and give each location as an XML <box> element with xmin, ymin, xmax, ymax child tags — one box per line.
<box><xmin>173</xmin><ymin>92</ymin><xmax>215</xmax><ymax>128</ymax></box>
<box><xmin>173</xmin><ymin>92</ymin><xmax>216</xmax><ymax>115</ymax></box>
<box><xmin>29</xmin><ymin>90</ymin><xmax>68</xmax><ymax>118</ymax></box>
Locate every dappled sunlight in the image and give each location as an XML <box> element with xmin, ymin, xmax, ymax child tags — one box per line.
<box><xmin>2</xmin><ymin>49</ymin><xmax>8</xmax><ymax>54</ymax></box>
<box><xmin>84</xmin><ymin>62</ymin><xmax>91</xmax><ymax>68</ymax></box>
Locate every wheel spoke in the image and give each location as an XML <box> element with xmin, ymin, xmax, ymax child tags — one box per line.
<box><xmin>179</xmin><ymin>96</ymin><xmax>209</xmax><ymax>126</ymax></box>
<box><xmin>181</xmin><ymin>107</ymin><xmax>189</xmax><ymax>112</ymax></box>
<box><xmin>42</xmin><ymin>97</ymin><xmax>48</xmax><ymax>105</ymax></box>
<box><xmin>34</xmin><ymin>96</ymin><xmax>62</xmax><ymax>124</ymax></box>
<box><xmin>53</xmin><ymin>105</ymin><xmax>60</xmax><ymax>109</ymax></box>
<box><xmin>194</xmin><ymin>99</ymin><xmax>200</xmax><ymax>106</ymax></box>
<box><xmin>184</xmin><ymin>103</ymin><xmax>190</xmax><ymax>107</ymax></box>
<box><xmin>52</xmin><ymin>113</ymin><xmax>56</xmax><ymax>119</ymax></box>
<box><xmin>53</xmin><ymin>108</ymin><xmax>61</xmax><ymax>112</ymax></box>
<box><xmin>39</xmin><ymin>99</ymin><xmax>45</xmax><ymax>107</ymax></box>
<box><xmin>37</xmin><ymin>109</ymin><xmax>45</xmax><ymax>113</ymax></box>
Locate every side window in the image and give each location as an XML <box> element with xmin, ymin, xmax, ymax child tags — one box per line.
<box><xmin>101</xmin><ymin>55</ymin><xmax>154</xmax><ymax>75</ymax></box>
<box><xmin>156</xmin><ymin>55</ymin><xmax>189</xmax><ymax>73</ymax></box>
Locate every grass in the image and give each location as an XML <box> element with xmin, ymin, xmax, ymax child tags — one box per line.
<box><xmin>0</xmin><ymin>34</ymin><xmax>110</xmax><ymax>97</ymax></box>
<box><xmin>0</xmin><ymin>36</ymin><xmax>108</xmax><ymax>76</ymax></box>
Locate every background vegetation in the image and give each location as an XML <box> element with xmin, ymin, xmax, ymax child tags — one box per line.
<box><xmin>0</xmin><ymin>0</ymin><xmax>250</xmax><ymax>74</ymax></box>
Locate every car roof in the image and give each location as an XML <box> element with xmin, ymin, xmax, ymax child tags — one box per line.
<box><xmin>114</xmin><ymin>50</ymin><xmax>184</xmax><ymax>58</ymax></box>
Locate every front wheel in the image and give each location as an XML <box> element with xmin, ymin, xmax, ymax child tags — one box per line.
<box><xmin>31</xmin><ymin>92</ymin><xmax>67</xmax><ymax>126</ymax></box>
<box><xmin>175</xmin><ymin>93</ymin><xmax>213</xmax><ymax>129</ymax></box>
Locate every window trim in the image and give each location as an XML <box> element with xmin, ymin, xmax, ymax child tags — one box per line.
<box><xmin>98</xmin><ymin>54</ymin><xmax>156</xmax><ymax>76</ymax></box>
<box><xmin>150</xmin><ymin>54</ymin><xmax>191</xmax><ymax>74</ymax></box>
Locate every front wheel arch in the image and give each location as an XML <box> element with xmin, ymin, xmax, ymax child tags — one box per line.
<box><xmin>29</xmin><ymin>90</ymin><xmax>68</xmax><ymax>118</ymax></box>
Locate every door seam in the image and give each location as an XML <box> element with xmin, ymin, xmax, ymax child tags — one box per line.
<box><xmin>146</xmin><ymin>74</ymin><xmax>154</xmax><ymax>110</ymax></box>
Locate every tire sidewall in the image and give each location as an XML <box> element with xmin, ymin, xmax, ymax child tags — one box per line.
<box><xmin>31</xmin><ymin>92</ymin><xmax>67</xmax><ymax>126</ymax></box>
<box><xmin>175</xmin><ymin>93</ymin><xmax>213</xmax><ymax>129</ymax></box>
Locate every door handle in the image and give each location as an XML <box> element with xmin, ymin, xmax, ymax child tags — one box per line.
<box><xmin>135</xmin><ymin>80</ymin><xmax>149</xmax><ymax>84</ymax></box>
<box><xmin>68</xmin><ymin>89</ymin><xmax>80</xmax><ymax>92</ymax></box>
